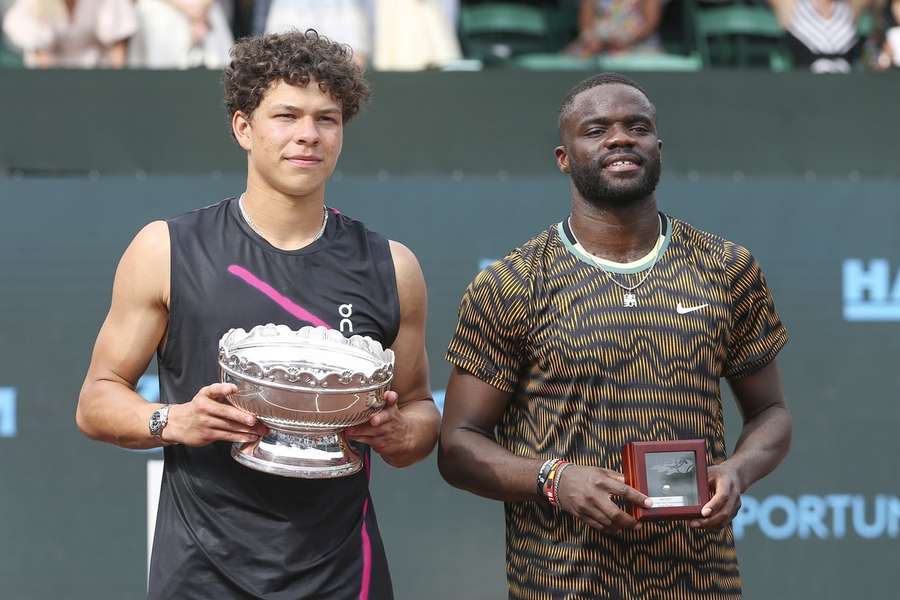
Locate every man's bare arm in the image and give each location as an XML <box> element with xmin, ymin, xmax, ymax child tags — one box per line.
<box><xmin>345</xmin><ymin>241</ymin><xmax>439</xmax><ymax>467</ymax></box>
<box><xmin>727</xmin><ymin>359</ymin><xmax>792</xmax><ymax>489</ymax></box>
<box><xmin>76</xmin><ymin>221</ymin><xmax>264</xmax><ymax>449</ymax></box>
<box><xmin>439</xmin><ymin>367</ymin><xmax>650</xmax><ymax>533</ymax></box>
<box><xmin>692</xmin><ymin>358</ymin><xmax>792</xmax><ymax>528</ymax></box>
<box><xmin>438</xmin><ymin>368</ymin><xmax>537</xmax><ymax>501</ymax></box>
<box><xmin>76</xmin><ymin>221</ymin><xmax>172</xmax><ymax>448</ymax></box>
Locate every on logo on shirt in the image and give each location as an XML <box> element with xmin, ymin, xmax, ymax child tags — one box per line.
<box><xmin>339</xmin><ymin>303</ymin><xmax>354</xmax><ymax>333</ymax></box>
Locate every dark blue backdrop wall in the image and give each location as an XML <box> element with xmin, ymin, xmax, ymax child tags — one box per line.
<box><xmin>0</xmin><ymin>71</ymin><xmax>898</xmax><ymax>600</ymax></box>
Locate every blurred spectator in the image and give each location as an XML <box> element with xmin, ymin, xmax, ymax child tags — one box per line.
<box><xmin>564</xmin><ymin>0</ymin><xmax>663</xmax><ymax>58</ymax></box>
<box><xmin>373</xmin><ymin>0</ymin><xmax>462</xmax><ymax>70</ymax></box>
<box><xmin>264</xmin><ymin>0</ymin><xmax>371</xmax><ymax>66</ymax></box>
<box><xmin>1</xmin><ymin>0</ymin><xmax>15</xmax><ymax>21</ymax></box>
<box><xmin>129</xmin><ymin>0</ymin><xmax>233</xmax><ymax>68</ymax></box>
<box><xmin>228</xmin><ymin>0</ymin><xmax>253</xmax><ymax>38</ymax></box>
<box><xmin>769</xmin><ymin>0</ymin><xmax>871</xmax><ymax>72</ymax></box>
<box><xmin>436</xmin><ymin>0</ymin><xmax>459</xmax><ymax>26</ymax></box>
<box><xmin>3</xmin><ymin>0</ymin><xmax>136</xmax><ymax>67</ymax></box>
<box><xmin>877</xmin><ymin>0</ymin><xmax>899</xmax><ymax>67</ymax></box>
<box><xmin>1</xmin><ymin>0</ymin><xmax>20</xmax><ymax>63</ymax></box>
<box><xmin>251</xmin><ymin>0</ymin><xmax>269</xmax><ymax>35</ymax></box>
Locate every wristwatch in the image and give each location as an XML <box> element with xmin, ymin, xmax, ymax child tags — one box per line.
<box><xmin>149</xmin><ymin>405</ymin><xmax>170</xmax><ymax>440</ymax></box>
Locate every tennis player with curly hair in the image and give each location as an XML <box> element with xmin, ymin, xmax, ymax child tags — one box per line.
<box><xmin>77</xmin><ymin>30</ymin><xmax>438</xmax><ymax>599</ymax></box>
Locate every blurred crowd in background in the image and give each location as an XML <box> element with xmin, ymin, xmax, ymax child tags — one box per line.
<box><xmin>1</xmin><ymin>0</ymin><xmax>898</xmax><ymax>72</ymax></box>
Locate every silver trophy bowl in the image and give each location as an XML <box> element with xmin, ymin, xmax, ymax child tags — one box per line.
<box><xmin>218</xmin><ymin>324</ymin><xmax>395</xmax><ymax>478</ymax></box>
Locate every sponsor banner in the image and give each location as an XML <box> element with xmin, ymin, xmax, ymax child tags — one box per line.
<box><xmin>843</xmin><ymin>259</ymin><xmax>900</xmax><ymax>321</ymax></box>
<box><xmin>735</xmin><ymin>494</ymin><xmax>900</xmax><ymax>540</ymax></box>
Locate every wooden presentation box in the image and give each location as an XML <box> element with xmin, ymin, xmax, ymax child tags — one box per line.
<box><xmin>622</xmin><ymin>439</ymin><xmax>710</xmax><ymax>522</ymax></box>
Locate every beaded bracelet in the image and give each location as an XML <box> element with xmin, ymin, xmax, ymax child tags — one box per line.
<box><xmin>536</xmin><ymin>458</ymin><xmax>560</xmax><ymax>497</ymax></box>
<box><xmin>543</xmin><ymin>460</ymin><xmax>570</xmax><ymax>507</ymax></box>
<box><xmin>551</xmin><ymin>462</ymin><xmax>573</xmax><ymax>508</ymax></box>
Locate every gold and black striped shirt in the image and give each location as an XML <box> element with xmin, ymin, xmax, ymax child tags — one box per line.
<box><xmin>445</xmin><ymin>214</ymin><xmax>787</xmax><ymax>600</ymax></box>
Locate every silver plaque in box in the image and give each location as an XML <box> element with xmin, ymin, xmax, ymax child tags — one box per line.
<box><xmin>218</xmin><ymin>324</ymin><xmax>394</xmax><ymax>478</ymax></box>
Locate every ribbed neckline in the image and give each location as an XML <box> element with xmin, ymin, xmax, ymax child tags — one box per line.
<box><xmin>557</xmin><ymin>212</ymin><xmax>673</xmax><ymax>274</ymax></box>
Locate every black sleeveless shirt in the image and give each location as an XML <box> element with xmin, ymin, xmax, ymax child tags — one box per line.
<box><xmin>148</xmin><ymin>198</ymin><xmax>399</xmax><ymax>600</ymax></box>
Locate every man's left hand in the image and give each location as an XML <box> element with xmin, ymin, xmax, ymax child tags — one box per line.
<box><xmin>689</xmin><ymin>462</ymin><xmax>743</xmax><ymax>529</ymax></box>
<box><xmin>345</xmin><ymin>391</ymin><xmax>411</xmax><ymax>466</ymax></box>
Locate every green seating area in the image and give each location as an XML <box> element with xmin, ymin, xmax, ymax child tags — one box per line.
<box><xmin>457</xmin><ymin>0</ymin><xmax>879</xmax><ymax>72</ymax></box>
<box><xmin>0</xmin><ymin>40</ymin><xmax>22</xmax><ymax>68</ymax></box>
<box><xmin>0</xmin><ymin>1</ymin><xmax>887</xmax><ymax>72</ymax></box>
<box><xmin>690</xmin><ymin>2</ymin><xmax>787</xmax><ymax>70</ymax></box>
<box><xmin>514</xmin><ymin>52</ymin><xmax>703</xmax><ymax>72</ymax></box>
<box><xmin>458</xmin><ymin>3</ymin><xmax>555</xmax><ymax>63</ymax></box>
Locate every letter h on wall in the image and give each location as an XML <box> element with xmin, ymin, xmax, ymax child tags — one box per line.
<box><xmin>842</xmin><ymin>259</ymin><xmax>900</xmax><ymax>321</ymax></box>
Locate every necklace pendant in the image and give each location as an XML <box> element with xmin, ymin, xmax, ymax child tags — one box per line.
<box><xmin>623</xmin><ymin>292</ymin><xmax>637</xmax><ymax>308</ymax></box>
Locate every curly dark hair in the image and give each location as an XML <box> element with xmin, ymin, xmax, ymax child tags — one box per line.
<box><xmin>223</xmin><ymin>30</ymin><xmax>370</xmax><ymax>129</ymax></box>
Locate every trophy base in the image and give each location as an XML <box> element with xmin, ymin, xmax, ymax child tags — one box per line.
<box><xmin>231</xmin><ymin>428</ymin><xmax>362</xmax><ymax>479</ymax></box>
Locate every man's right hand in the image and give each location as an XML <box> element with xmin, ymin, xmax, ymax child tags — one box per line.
<box><xmin>163</xmin><ymin>383</ymin><xmax>267</xmax><ymax>446</ymax></box>
<box><xmin>556</xmin><ymin>465</ymin><xmax>652</xmax><ymax>533</ymax></box>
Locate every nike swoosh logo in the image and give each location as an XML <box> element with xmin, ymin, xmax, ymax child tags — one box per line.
<box><xmin>676</xmin><ymin>302</ymin><xmax>709</xmax><ymax>315</ymax></box>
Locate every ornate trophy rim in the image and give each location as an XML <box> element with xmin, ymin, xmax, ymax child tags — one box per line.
<box><xmin>217</xmin><ymin>324</ymin><xmax>395</xmax><ymax>478</ymax></box>
<box><xmin>218</xmin><ymin>324</ymin><xmax>395</xmax><ymax>391</ymax></box>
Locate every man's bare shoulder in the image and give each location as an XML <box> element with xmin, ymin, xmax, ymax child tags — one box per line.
<box><xmin>388</xmin><ymin>240</ymin><xmax>426</xmax><ymax>314</ymax></box>
<box><xmin>116</xmin><ymin>220</ymin><xmax>171</xmax><ymax>307</ymax></box>
<box><xmin>388</xmin><ymin>239</ymin><xmax>420</xmax><ymax>275</ymax></box>
<box><xmin>130</xmin><ymin>220</ymin><xmax>170</xmax><ymax>255</ymax></box>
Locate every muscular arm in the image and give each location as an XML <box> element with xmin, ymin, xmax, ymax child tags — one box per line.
<box><xmin>345</xmin><ymin>241</ymin><xmax>439</xmax><ymax>468</ymax></box>
<box><xmin>438</xmin><ymin>368</ymin><xmax>539</xmax><ymax>502</ymax></box>
<box><xmin>76</xmin><ymin>221</ymin><xmax>263</xmax><ymax>449</ymax></box>
<box><xmin>76</xmin><ymin>221</ymin><xmax>172</xmax><ymax>449</ymax></box>
<box><xmin>692</xmin><ymin>358</ymin><xmax>792</xmax><ymax>527</ymax></box>
<box><xmin>726</xmin><ymin>358</ymin><xmax>792</xmax><ymax>491</ymax></box>
<box><xmin>439</xmin><ymin>368</ymin><xmax>650</xmax><ymax>532</ymax></box>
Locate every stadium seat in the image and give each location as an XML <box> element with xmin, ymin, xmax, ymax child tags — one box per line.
<box><xmin>458</xmin><ymin>3</ymin><xmax>550</xmax><ymax>62</ymax></box>
<box><xmin>460</xmin><ymin>3</ymin><xmax>546</xmax><ymax>36</ymax></box>
<box><xmin>0</xmin><ymin>40</ymin><xmax>23</xmax><ymax>68</ymax></box>
<box><xmin>856</xmin><ymin>10</ymin><xmax>873</xmax><ymax>37</ymax></box>
<box><xmin>689</xmin><ymin>1</ymin><xmax>787</xmax><ymax>69</ymax></box>
<box><xmin>599</xmin><ymin>52</ymin><xmax>702</xmax><ymax>72</ymax></box>
<box><xmin>544</xmin><ymin>0</ymin><xmax>580</xmax><ymax>53</ymax></box>
<box><xmin>513</xmin><ymin>53</ymin><xmax>595</xmax><ymax>70</ymax></box>
<box><xmin>515</xmin><ymin>51</ymin><xmax>702</xmax><ymax>72</ymax></box>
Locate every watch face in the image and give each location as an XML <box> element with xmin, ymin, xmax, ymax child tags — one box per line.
<box><xmin>150</xmin><ymin>409</ymin><xmax>165</xmax><ymax>436</ymax></box>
